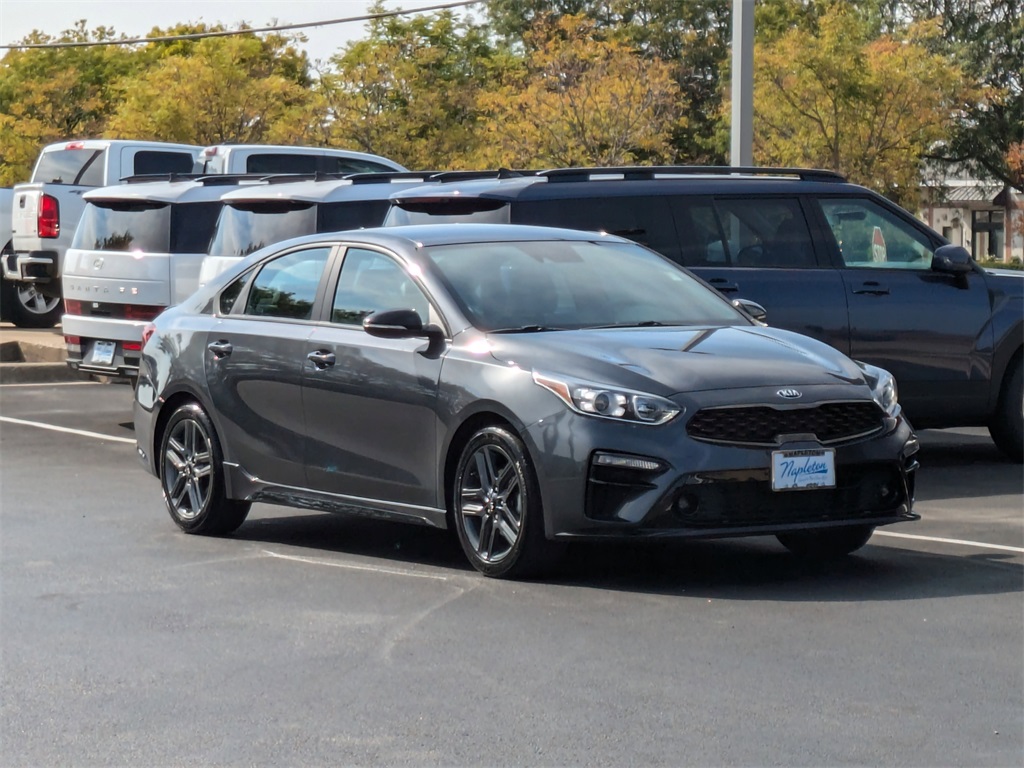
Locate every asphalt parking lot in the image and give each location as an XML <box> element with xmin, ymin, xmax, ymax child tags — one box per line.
<box><xmin>1</xmin><ymin>376</ymin><xmax>1021</xmax><ymax>766</ymax></box>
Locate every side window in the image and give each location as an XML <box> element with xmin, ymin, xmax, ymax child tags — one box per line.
<box><xmin>818</xmin><ymin>198</ymin><xmax>934</xmax><ymax>269</ymax></box>
<box><xmin>219</xmin><ymin>269</ymin><xmax>254</xmax><ymax>315</ymax></box>
<box><xmin>712</xmin><ymin>198</ymin><xmax>817</xmax><ymax>268</ymax></box>
<box><xmin>246</xmin><ymin>154</ymin><xmax>319</xmax><ymax>174</ymax></box>
<box><xmin>243</xmin><ymin>247</ymin><xmax>332</xmax><ymax>320</ymax></box>
<box><xmin>331</xmin><ymin>248</ymin><xmax>430</xmax><ymax>326</ymax></box>
<box><xmin>674</xmin><ymin>201</ymin><xmax>728</xmax><ymax>266</ymax></box>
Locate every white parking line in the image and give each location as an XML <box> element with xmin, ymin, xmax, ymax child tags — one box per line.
<box><xmin>0</xmin><ymin>380</ymin><xmax>96</xmax><ymax>388</ymax></box>
<box><xmin>262</xmin><ymin>549</ymin><xmax>450</xmax><ymax>581</ymax></box>
<box><xmin>0</xmin><ymin>415</ymin><xmax>136</xmax><ymax>444</ymax></box>
<box><xmin>876</xmin><ymin>530</ymin><xmax>1024</xmax><ymax>554</ymax></box>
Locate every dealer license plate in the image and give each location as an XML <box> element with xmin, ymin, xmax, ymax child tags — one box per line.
<box><xmin>89</xmin><ymin>340</ymin><xmax>116</xmax><ymax>367</ymax></box>
<box><xmin>771</xmin><ymin>448</ymin><xmax>836</xmax><ymax>491</ymax></box>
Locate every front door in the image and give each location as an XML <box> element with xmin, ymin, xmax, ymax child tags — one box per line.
<box><xmin>302</xmin><ymin>247</ymin><xmax>445</xmax><ymax>508</ymax></box>
<box><xmin>814</xmin><ymin>196</ymin><xmax>993</xmax><ymax>425</ymax></box>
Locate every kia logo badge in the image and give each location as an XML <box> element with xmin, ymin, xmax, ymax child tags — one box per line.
<box><xmin>777</xmin><ymin>388</ymin><xmax>802</xmax><ymax>399</ymax></box>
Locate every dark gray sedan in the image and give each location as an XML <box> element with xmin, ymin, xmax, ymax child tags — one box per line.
<box><xmin>134</xmin><ymin>224</ymin><xmax>920</xmax><ymax>578</ymax></box>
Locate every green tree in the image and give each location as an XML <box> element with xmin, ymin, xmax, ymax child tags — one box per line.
<box><xmin>475</xmin><ymin>15</ymin><xmax>680</xmax><ymax>167</ymax></box>
<box><xmin>0</xmin><ymin>21</ymin><xmax>140</xmax><ymax>182</ymax></box>
<box><xmin>321</xmin><ymin>4</ymin><xmax>497</xmax><ymax>169</ymax></box>
<box><xmin>751</xmin><ymin>3</ymin><xmax>967</xmax><ymax>207</ymax></box>
<box><xmin>106</xmin><ymin>33</ymin><xmax>322</xmax><ymax>145</ymax></box>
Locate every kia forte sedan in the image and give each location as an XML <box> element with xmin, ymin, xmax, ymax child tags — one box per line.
<box><xmin>134</xmin><ymin>224</ymin><xmax>920</xmax><ymax>578</ymax></box>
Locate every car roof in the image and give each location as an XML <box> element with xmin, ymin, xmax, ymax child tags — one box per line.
<box><xmin>219</xmin><ymin>174</ymin><xmax>439</xmax><ymax>205</ymax></box>
<box><xmin>82</xmin><ymin>179</ymin><xmax>263</xmax><ymax>204</ymax></box>
<box><xmin>198</xmin><ymin>144</ymin><xmax>407</xmax><ymax>170</ymax></box>
<box><xmin>283</xmin><ymin>223</ymin><xmax>633</xmax><ymax>251</ymax></box>
<box><xmin>389</xmin><ymin>166</ymin><xmax>859</xmax><ymax>202</ymax></box>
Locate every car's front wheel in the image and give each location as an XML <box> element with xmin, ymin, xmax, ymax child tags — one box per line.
<box><xmin>160</xmin><ymin>403</ymin><xmax>250</xmax><ymax>535</ymax></box>
<box><xmin>451</xmin><ymin>425</ymin><xmax>559</xmax><ymax>578</ymax></box>
<box><xmin>776</xmin><ymin>525</ymin><xmax>875</xmax><ymax>558</ymax></box>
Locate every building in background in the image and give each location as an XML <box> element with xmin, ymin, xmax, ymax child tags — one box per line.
<box><xmin>921</xmin><ymin>171</ymin><xmax>1023</xmax><ymax>263</ymax></box>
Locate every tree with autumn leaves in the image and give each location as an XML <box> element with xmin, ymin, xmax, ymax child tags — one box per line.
<box><xmin>0</xmin><ymin>0</ymin><xmax>1020</xmax><ymax>204</ymax></box>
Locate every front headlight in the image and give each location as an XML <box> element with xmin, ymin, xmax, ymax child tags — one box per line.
<box><xmin>857</xmin><ymin>362</ymin><xmax>899</xmax><ymax>417</ymax></box>
<box><xmin>533</xmin><ymin>371</ymin><xmax>682</xmax><ymax>425</ymax></box>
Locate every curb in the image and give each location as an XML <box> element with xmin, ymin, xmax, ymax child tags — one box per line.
<box><xmin>0</xmin><ymin>337</ymin><xmax>83</xmax><ymax>384</ymax></box>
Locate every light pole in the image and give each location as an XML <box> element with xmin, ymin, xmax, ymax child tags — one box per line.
<box><xmin>730</xmin><ymin>0</ymin><xmax>755</xmax><ymax>167</ymax></box>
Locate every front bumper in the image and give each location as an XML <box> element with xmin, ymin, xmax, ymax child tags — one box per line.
<box><xmin>523</xmin><ymin>408</ymin><xmax>919</xmax><ymax>541</ymax></box>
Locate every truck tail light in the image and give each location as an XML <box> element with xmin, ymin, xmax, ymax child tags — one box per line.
<box><xmin>38</xmin><ymin>194</ymin><xmax>59</xmax><ymax>238</ymax></box>
<box><xmin>65</xmin><ymin>141</ymin><xmax>85</xmax><ymax>150</ymax></box>
<box><xmin>64</xmin><ymin>299</ymin><xmax>83</xmax><ymax>315</ymax></box>
<box><xmin>124</xmin><ymin>305</ymin><xmax>163</xmax><ymax>321</ymax></box>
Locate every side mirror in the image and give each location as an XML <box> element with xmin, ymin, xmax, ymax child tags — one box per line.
<box><xmin>932</xmin><ymin>244</ymin><xmax>973</xmax><ymax>275</ymax></box>
<box><xmin>363</xmin><ymin>309</ymin><xmax>444</xmax><ymax>344</ymax></box>
<box><xmin>732</xmin><ymin>298</ymin><xmax>768</xmax><ymax>324</ymax></box>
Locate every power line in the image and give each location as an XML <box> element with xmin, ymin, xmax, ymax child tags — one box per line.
<box><xmin>0</xmin><ymin>0</ymin><xmax>484</xmax><ymax>50</ymax></box>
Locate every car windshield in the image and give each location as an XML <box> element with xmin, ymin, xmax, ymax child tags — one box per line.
<box><xmin>424</xmin><ymin>239</ymin><xmax>744</xmax><ymax>332</ymax></box>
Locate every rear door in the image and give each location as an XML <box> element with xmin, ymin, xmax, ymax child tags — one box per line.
<box><xmin>676</xmin><ymin>196</ymin><xmax>850</xmax><ymax>354</ymax></box>
<box><xmin>205</xmin><ymin>245</ymin><xmax>335</xmax><ymax>486</ymax></box>
<box><xmin>811</xmin><ymin>195</ymin><xmax>994</xmax><ymax>423</ymax></box>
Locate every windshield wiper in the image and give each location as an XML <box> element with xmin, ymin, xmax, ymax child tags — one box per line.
<box><xmin>585</xmin><ymin>320</ymin><xmax>676</xmax><ymax>329</ymax></box>
<box><xmin>489</xmin><ymin>325</ymin><xmax>564</xmax><ymax>333</ymax></box>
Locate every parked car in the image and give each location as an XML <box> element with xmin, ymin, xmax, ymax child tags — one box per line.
<box><xmin>199</xmin><ymin>171</ymin><xmax>438</xmax><ymax>287</ymax></box>
<box><xmin>4</xmin><ymin>139</ymin><xmax>202</xmax><ymax>328</ymax></box>
<box><xmin>61</xmin><ymin>176</ymin><xmax>262</xmax><ymax>381</ymax></box>
<box><xmin>0</xmin><ymin>186</ymin><xmax>15</xmax><ymax>322</ymax></box>
<box><xmin>134</xmin><ymin>224</ymin><xmax>919</xmax><ymax>578</ymax></box>
<box><xmin>192</xmin><ymin>144</ymin><xmax>406</xmax><ymax>176</ymax></box>
<box><xmin>385</xmin><ymin>166</ymin><xmax>1024</xmax><ymax>461</ymax></box>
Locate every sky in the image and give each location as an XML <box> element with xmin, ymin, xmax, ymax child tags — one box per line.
<box><xmin>0</xmin><ymin>0</ymin><xmax>459</xmax><ymax>63</ymax></box>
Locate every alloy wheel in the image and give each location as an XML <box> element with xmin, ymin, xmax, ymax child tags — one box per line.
<box><xmin>458</xmin><ymin>443</ymin><xmax>524</xmax><ymax>563</ymax></box>
<box><xmin>163</xmin><ymin>418</ymin><xmax>214</xmax><ymax>520</ymax></box>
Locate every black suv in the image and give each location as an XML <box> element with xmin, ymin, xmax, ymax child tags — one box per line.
<box><xmin>386</xmin><ymin>166</ymin><xmax>1023</xmax><ymax>461</ymax></box>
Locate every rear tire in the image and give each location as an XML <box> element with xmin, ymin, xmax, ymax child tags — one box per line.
<box><xmin>451</xmin><ymin>425</ymin><xmax>560</xmax><ymax>578</ymax></box>
<box><xmin>159</xmin><ymin>403</ymin><xmax>250</xmax><ymax>535</ymax></box>
<box><xmin>989</xmin><ymin>357</ymin><xmax>1023</xmax><ymax>463</ymax></box>
<box><xmin>5</xmin><ymin>280</ymin><xmax>62</xmax><ymax>328</ymax></box>
<box><xmin>776</xmin><ymin>525</ymin><xmax>875</xmax><ymax>558</ymax></box>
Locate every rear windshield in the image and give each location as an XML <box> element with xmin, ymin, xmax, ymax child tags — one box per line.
<box><xmin>385</xmin><ymin>198</ymin><xmax>510</xmax><ymax>226</ymax></box>
<box><xmin>73</xmin><ymin>201</ymin><xmax>222</xmax><ymax>253</ymax></box>
<box><xmin>318</xmin><ymin>200</ymin><xmax>391</xmax><ymax>232</ymax></box>
<box><xmin>132</xmin><ymin>151</ymin><xmax>195</xmax><ymax>176</ymax></box>
<box><xmin>209</xmin><ymin>203</ymin><xmax>316</xmax><ymax>257</ymax></box>
<box><xmin>32</xmin><ymin>148</ymin><xmax>106</xmax><ymax>186</ymax></box>
<box><xmin>246</xmin><ymin>154</ymin><xmax>319</xmax><ymax>174</ymax></box>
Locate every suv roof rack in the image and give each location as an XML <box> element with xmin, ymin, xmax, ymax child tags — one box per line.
<box><xmin>538</xmin><ymin>166</ymin><xmax>847</xmax><ymax>183</ymax></box>
<box><xmin>345</xmin><ymin>171</ymin><xmax>440</xmax><ymax>185</ymax></box>
<box><xmin>121</xmin><ymin>172</ymin><xmax>290</xmax><ymax>185</ymax></box>
<box><xmin>429</xmin><ymin>169</ymin><xmax>537</xmax><ymax>183</ymax></box>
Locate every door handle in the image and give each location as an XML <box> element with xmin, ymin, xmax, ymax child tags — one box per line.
<box><xmin>306</xmin><ymin>350</ymin><xmax>336</xmax><ymax>369</ymax></box>
<box><xmin>207</xmin><ymin>340</ymin><xmax>233</xmax><ymax>358</ymax></box>
<box><xmin>708</xmin><ymin>277</ymin><xmax>739</xmax><ymax>293</ymax></box>
<box><xmin>852</xmin><ymin>281</ymin><xmax>890</xmax><ymax>296</ymax></box>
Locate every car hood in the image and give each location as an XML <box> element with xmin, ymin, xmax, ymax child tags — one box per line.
<box><xmin>482</xmin><ymin>325</ymin><xmax>865</xmax><ymax>395</ymax></box>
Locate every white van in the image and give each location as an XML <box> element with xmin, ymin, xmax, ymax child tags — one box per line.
<box><xmin>61</xmin><ymin>177</ymin><xmax>257</xmax><ymax>380</ymax></box>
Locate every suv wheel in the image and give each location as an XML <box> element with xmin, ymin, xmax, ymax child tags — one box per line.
<box><xmin>989</xmin><ymin>357</ymin><xmax>1023</xmax><ymax>463</ymax></box>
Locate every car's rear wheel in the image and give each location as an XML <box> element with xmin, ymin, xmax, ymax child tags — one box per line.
<box><xmin>988</xmin><ymin>356</ymin><xmax>1023</xmax><ymax>463</ymax></box>
<box><xmin>5</xmin><ymin>280</ymin><xmax>62</xmax><ymax>328</ymax></box>
<box><xmin>451</xmin><ymin>426</ymin><xmax>559</xmax><ymax>578</ymax></box>
<box><xmin>160</xmin><ymin>403</ymin><xmax>250</xmax><ymax>535</ymax></box>
<box><xmin>776</xmin><ymin>525</ymin><xmax>875</xmax><ymax>558</ymax></box>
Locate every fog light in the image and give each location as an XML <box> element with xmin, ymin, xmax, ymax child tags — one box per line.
<box><xmin>674</xmin><ymin>493</ymin><xmax>698</xmax><ymax>516</ymax></box>
<box><xmin>593</xmin><ymin>452</ymin><xmax>664</xmax><ymax>472</ymax></box>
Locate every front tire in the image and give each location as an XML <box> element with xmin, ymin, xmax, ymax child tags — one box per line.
<box><xmin>159</xmin><ymin>403</ymin><xmax>250</xmax><ymax>535</ymax></box>
<box><xmin>451</xmin><ymin>426</ymin><xmax>559</xmax><ymax>578</ymax></box>
<box><xmin>776</xmin><ymin>525</ymin><xmax>875</xmax><ymax>558</ymax></box>
<box><xmin>989</xmin><ymin>357</ymin><xmax>1023</xmax><ymax>463</ymax></box>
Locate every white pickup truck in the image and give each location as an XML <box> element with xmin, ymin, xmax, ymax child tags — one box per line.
<box><xmin>5</xmin><ymin>141</ymin><xmax>407</xmax><ymax>328</ymax></box>
<box><xmin>4</xmin><ymin>140</ymin><xmax>201</xmax><ymax>327</ymax></box>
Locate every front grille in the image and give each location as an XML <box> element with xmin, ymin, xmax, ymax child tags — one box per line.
<box><xmin>687</xmin><ymin>401</ymin><xmax>884</xmax><ymax>446</ymax></box>
<box><xmin>667</xmin><ymin>464</ymin><xmax>906</xmax><ymax>529</ymax></box>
